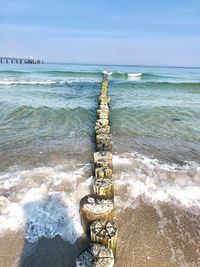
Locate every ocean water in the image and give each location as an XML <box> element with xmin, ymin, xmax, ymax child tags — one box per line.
<box><xmin>0</xmin><ymin>63</ymin><xmax>200</xmax><ymax>266</ymax></box>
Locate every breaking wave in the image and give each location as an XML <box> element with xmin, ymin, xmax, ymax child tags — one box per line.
<box><xmin>0</xmin><ymin>164</ymin><xmax>92</xmax><ymax>243</ymax></box>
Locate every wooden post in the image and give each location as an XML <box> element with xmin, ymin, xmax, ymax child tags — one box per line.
<box><xmin>101</xmin><ymin>86</ymin><xmax>108</xmax><ymax>94</ymax></box>
<box><xmin>99</xmin><ymin>96</ymin><xmax>110</xmax><ymax>105</ymax></box>
<box><xmin>95</xmin><ymin>126</ymin><xmax>110</xmax><ymax>135</ymax></box>
<box><xmin>98</xmin><ymin>104</ymin><xmax>109</xmax><ymax>109</ymax></box>
<box><xmin>94</xmin><ymin>151</ymin><xmax>113</xmax><ymax>169</ymax></box>
<box><xmin>76</xmin><ymin>243</ymin><xmax>114</xmax><ymax>267</ymax></box>
<box><xmin>99</xmin><ymin>105</ymin><xmax>109</xmax><ymax>112</ymax></box>
<box><xmin>97</xmin><ymin>109</ymin><xmax>109</xmax><ymax>120</ymax></box>
<box><xmin>90</xmin><ymin>220</ymin><xmax>117</xmax><ymax>254</ymax></box>
<box><xmin>95</xmin><ymin>167</ymin><xmax>112</xmax><ymax>179</ymax></box>
<box><xmin>96</xmin><ymin>118</ymin><xmax>109</xmax><ymax>128</ymax></box>
<box><xmin>94</xmin><ymin>151</ymin><xmax>113</xmax><ymax>163</ymax></box>
<box><xmin>93</xmin><ymin>178</ymin><xmax>114</xmax><ymax>199</ymax></box>
<box><xmin>80</xmin><ymin>194</ymin><xmax>114</xmax><ymax>231</ymax></box>
<box><xmin>94</xmin><ymin>161</ymin><xmax>112</xmax><ymax>169</ymax></box>
<box><xmin>96</xmin><ymin>134</ymin><xmax>112</xmax><ymax>152</ymax></box>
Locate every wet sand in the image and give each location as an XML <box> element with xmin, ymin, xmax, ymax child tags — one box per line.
<box><xmin>0</xmin><ymin>201</ymin><xmax>199</xmax><ymax>267</ymax></box>
<box><xmin>115</xmin><ymin>202</ymin><xmax>200</xmax><ymax>267</ymax></box>
<box><xmin>0</xmin><ymin>231</ymin><xmax>89</xmax><ymax>267</ymax></box>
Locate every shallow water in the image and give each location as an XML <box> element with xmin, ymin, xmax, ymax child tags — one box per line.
<box><xmin>0</xmin><ymin>63</ymin><xmax>200</xmax><ymax>266</ymax></box>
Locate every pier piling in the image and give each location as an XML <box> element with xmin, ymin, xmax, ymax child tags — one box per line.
<box><xmin>0</xmin><ymin>57</ymin><xmax>43</xmax><ymax>64</ymax></box>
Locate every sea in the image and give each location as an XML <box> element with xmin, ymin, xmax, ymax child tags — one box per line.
<box><xmin>0</xmin><ymin>63</ymin><xmax>200</xmax><ymax>267</ymax></box>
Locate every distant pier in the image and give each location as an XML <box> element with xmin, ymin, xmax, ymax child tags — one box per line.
<box><xmin>0</xmin><ymin>57</ymin><xmax>43</xmax><ymax>64</ymax></box>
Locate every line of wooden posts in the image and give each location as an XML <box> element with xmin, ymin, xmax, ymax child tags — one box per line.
<box><xmin>76</xmin><ymin>74</ymin><xmax>117</xmax><ymax>266</ymax></box>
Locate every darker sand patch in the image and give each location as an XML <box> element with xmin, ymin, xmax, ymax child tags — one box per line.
<box><xmin>20</xmin><ymin>235</ymin><xmax>89</xmax><ymax>267</ymax></box>
<box><xmin>0</xmin><ymin>231</ymin><xmax>89</xmax><ymax>267</ymax></box>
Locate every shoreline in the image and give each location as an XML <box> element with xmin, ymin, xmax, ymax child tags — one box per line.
<box><xmin>1</xmin><ymin>135</ymin><xmax>200</xmax><ymax>173</ymax></box>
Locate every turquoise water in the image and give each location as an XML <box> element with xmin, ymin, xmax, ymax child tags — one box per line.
<box><xmin>0</xmin><ymin>63</ymin><xmax>200</xmax><ymax>166</ymax></box>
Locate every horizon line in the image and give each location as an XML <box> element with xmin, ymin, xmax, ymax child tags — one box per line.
<box><xmin>45</xmin><ymin>61</ymin><xmax>200</xmax><ymax>69</ymax></box>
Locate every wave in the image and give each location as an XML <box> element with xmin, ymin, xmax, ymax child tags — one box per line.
<box><xmin>0</xmin><ymin>70</ymin><xmax>102</xmax><ymax>77</ymax></box>
<box><xmin>0</xmin><ymin>164</ymin><xmax>92</xmax><ymax>243</ymax></box>
<box><xmin>0</xmin><ymin>105</ymin><xmax>96</xmax><ymax>144</ymax></box>
<box><xmin>0</xmin><ymin>78</ymin><xmax>99</xmax><ymax>86</ymax></box>
<box><xmin>0</xmin><ymin>69</ymin><xmax>136</xmax><ymax>78</ymax></box>
<box><xmin>142</xmin><ymin>73</ymin><xmax>176</xmax><ymax>79</ymax></box>
<box><xmin>0</xmin><ymin>69</ymin><xmax>166</xmax><ymax>79</ymax></box>
<box><xmin>0</xmin><ymin>70</ymin><xmax>29</xmax><ymax>75</ymax></box>
<box><xmin>2</xmin><ymin>104</ymin><xmax>96</xmax><ymax>121</ymax></box>
<box><xmin>148</xmin><ymin>81</ymin><xmax>200</xmax><ymax>85</ymax></box>
<box><xmin>112</xmin><ymin>71</ymin><xmax>200</xmax><ymax>82</ymax></box>
<box><xmin>1</xmin><ymin>79</ymin><xmax>200</xmax><ymax>86</ymax></box>
<box><xmin>111</xmin><ymin>72</ymin><xmax>178</xmax><ymax>79</ymax></box>
<box><xmin>111</xmin><ymin>71</ymin><xmax>200</xmax><ymax>82</ymax></box>
<box><xmin>41</xmin><ymin>70</ymin><xmax>102</xmax><ymax>77</ymax></box>
<box><xmin>113</xmin><ymin>152</ymin><xmax>200</xmax><ymax>215</ymax></box>
<box><xmin>113</xmin><ymin>80</ymin><xmax>200</xmax><ymax>88</ymax></box>
<box><xmin>0</xmin><ymin>80</ymin><xmax>57</xmax><ymax>85</ymax></box>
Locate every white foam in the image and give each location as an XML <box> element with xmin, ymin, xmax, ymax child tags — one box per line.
<box><xmin>114</xmin><ymin>153</ymin><xmax>200</xmax><ymax>215</ymax></box>
<box><xmin>127</xmin><ymin>72</ymin><xmax>142</xmax><ymax>81</ymax></box>
<box><xmin>113</xmin><ymin>155</ymin><xmax>132</xmax><ymax>165</ymax></box>
<box><xmin>0</xmin><ymin>78</ymin><xmax>100</xmax><ymax>86</ymax></box>
<box><xmin>24</xmin><ymin>191</ymin><xmax>83</xmax><ymax>243</ymax></box>
<box><xmin>0</xmin><ymin>80</ymin><xmax>56</xmax><ymax>85</ymax></box>
<box><xmin>0</xmin><ymin>164</ymin><xmax>92</xmax><ymax>243</ymax></box>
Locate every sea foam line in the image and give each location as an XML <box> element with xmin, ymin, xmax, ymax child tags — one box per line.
<box><xmin>113</xmin><ymin>153</ymin><xmax>200</xmax><ymax>215</ymax></box>
<box><xmin>0</xmin><ymin>78</ymin><xmax>100</xmax><ymax>85</ymax></box>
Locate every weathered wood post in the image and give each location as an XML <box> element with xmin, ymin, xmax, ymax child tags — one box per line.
<box><xmin>93</xmin><ymin>178</ymin><xmax>114</xmax><ymax>199</ymax></box>
<box><xmin>95</xmin><ymin>167</ymin><xmax>112</xmax><ymax>179</ymax></box>
<box><xmin>76</xmin><ymin>243</ymin><xmax>114</xmax><ymax>267</ymax></box>
<box><xmin>80</xmin><ymin>194</ymin><xmax>114</xmax><ymax>231</ymax></box>
<box><xmin>90</xmin><ymin>220</ymin><xmax>118</xmax><ymax>254</ymax></box>
<box><xmin>94</xmin><ymin>151</ymin><xmax>113</xmax><ymax>169</ymax></box>
<box><xmin>96</xmin><ymin>134</ymin><xmax>113</xmax><ymax>152</ymax></box>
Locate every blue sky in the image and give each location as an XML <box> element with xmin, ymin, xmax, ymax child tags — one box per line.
<box><xmin>1</xmin><ymin>0</ymin><xmax>200</xmax><ymax>66</ymax></box>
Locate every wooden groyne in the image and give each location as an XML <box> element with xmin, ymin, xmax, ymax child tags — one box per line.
<box><xmin>0</xmin><ymin>57</ymin><xmax>43</xmax><ymax>64</ymax></box>
<box><xmin>76</xmin><ymin>74</ymin><xmax>117</xmax><ymax>266</ymax></box>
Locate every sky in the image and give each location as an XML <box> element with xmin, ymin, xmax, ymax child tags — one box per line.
<box><xmin>0</xmin><ymin>0</ymin><xmax>200</xmax><ymax>66</ymax></box>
